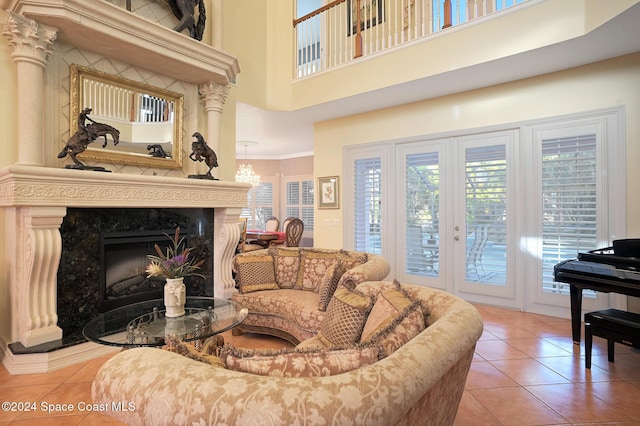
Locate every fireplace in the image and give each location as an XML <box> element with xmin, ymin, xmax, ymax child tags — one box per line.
<box><xmin>57</xmin><ymin>208</ymin><xmax>214</xmax><ymax>342</ymax></box>
<box><xmin>100</xmin><ymin>229</ymin><xmax>195</xmax><ymax>312</ymax></box>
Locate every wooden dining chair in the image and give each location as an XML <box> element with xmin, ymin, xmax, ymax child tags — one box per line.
<box><xmin>248</xmin><ymin>216</ymin><xmax>280</xmax><ymax>248</ymax></box>
<box><xmin>265</xmin><ymin>216</ymin><xmax>280</xmax><ymax>232</ymax></box>
<box><xmin>270</xmin><ymin>217</ymin><xmax>304</xmax><ymax>248</ymax></box>
<box><xmin>238</xmin><ymin>218</ymin><xmax>263</xmax><ymax>252</ymax></box>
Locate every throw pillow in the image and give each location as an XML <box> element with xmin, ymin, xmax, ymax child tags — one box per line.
<box><xmin>222</xmin><ymin>344</ymin><xmax>380</xmax><ymax>377</ymax></box>
<box><xmin>335</xmin><ymin>252</ymin><xmax>369</xmax><ymax>290</ymax></box>
<box><xmin>268</xmin><ymin>247</ymin><xmax>300</xmax><ymax>289</ymax></box>
<box><xmin>296</xmin><ymin>249</ymin><xmax>337</xmax><ymax>292</ymax></box>
<box><xmin>234</xmin><ymin>254</ymin><xmax>279</xmax><ymax>294</ymax></box>
<box><xmin>360</xmin><ymin>281</ymin><xmax>427</xmax><ymax>357</ymax></box>
<box><xmin>317</xmin><ymin>285</ymin><xmax>374</xmax><ymax>347</ymax></box>
<box><xmin>317</xmin><ymin>260</ymin><xmax>347</xmax><ymax>312</ymax></box>
<box><xmin>360</xmin><ymin>288</ymin><xmax>414</xmax><ymax>341</ymax></box>
<box><xmin>367</xmin><ymin>304</ymin><xmax>426</xmax><ymax>358</ymax></box>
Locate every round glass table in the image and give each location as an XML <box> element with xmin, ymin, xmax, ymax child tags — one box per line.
<box><xmin>82</xmin><ymin>297</ymin><xmax>248</xmax><ymax>348</ymax></box>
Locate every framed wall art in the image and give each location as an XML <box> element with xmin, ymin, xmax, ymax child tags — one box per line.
<box><xmin>347</xmin><ymin>0</ymin><xmax>385</xmax><ymax>36</ymax></box>
<box><xmin>318</xmin><ymin>176</ymin><xmax>340</xmax><ymax>209</ymax></box>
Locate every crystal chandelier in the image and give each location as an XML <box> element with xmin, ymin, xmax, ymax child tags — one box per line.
<box><xmin>235</xmin><ymin>142</ymin><xmax>261</xmax><ymax>187</ymax></box>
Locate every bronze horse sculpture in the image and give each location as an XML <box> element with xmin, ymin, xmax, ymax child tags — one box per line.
<box><xmin>167</xmin><ymin>0</ymin><xmax>206</xmax><ymax>41</ymax></box>
<box><xmin>189</xmin><ymin>132</ymin><xmax>218</xmax><ymax>179</ymax></box>
<box><xmin>58</xmin><ymin>122</ymin><xmax>120</xmax><ymax>168</ymax></box>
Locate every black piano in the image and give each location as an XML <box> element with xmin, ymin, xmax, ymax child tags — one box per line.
<box><xmin>554</xmin><ymin>239</ymin><xmax>640</xmax><ymax>344</ymax></box>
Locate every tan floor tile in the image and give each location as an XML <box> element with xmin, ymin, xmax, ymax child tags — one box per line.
<box><xmin>504</xmin><ymin>337</ymin><xmax>573</xmax><ymax>358</ymax></box>
<box><xmin>10</xmin><ymin>413</ymin><xmax>89</xmax><ymax>425</ymax></box>
<box><xmin>469</xmin><ymin>386</ymin><xmax>567</xmax><ymax>425</ymax></box>
<box><xmin>17</xmin><ymin>382</ymin><xmax>93</xmax><ymax>420</ymax></box>
<box><xmin>581</xmin><ymin>380</ymin><xmax>640</xmax><ymax>421</ymax></box>
<box><xmin>465</xmin><ymin>360</ymin><xmax>520</xmax><ymax>389</ymax></box>
<box><xmin>489</xmin><ymin>358</ymin><xmax>571</xmax><ymax>386</ymax></box>
<box><xmin>536</xmin><ymin>355</ymin><xmax>621</xmax><ymax>383</ymax></box>
<box><xmin>482</xmin><ymin>324</ymin><xmax>539</xmax><ymax>340</ymax></box>
<box><xmin>65</xmin><ymin>354</ymin><xmax>119</xmax><ymax>384</ymax></box>
<box><xmin>453</xmin><ymin>390</ymin><xmax>501</xmax><ymax>426</ymax></box>
<box><xmin>526</xmin><ymin>383</ymin><xmax>633</xmax><ymax>423</ymax></box>
<box><xmin>0</xmin><ymin>384</ymin><xmax>58</xmax><ymax>423</ymax></box>
<box><xmin>79</xmin><ymin>412</ymin><xmax>127</xmax><ymax>425</ymax></box>
<box><xmin>0</xmin><ymin>363</ymin><xmax>86</xmax><ymax>389</ymax></box>
<box><xmin>474</xmin><ymin>339</ymin><xmax>529</xmax><ymax>361</ymax></box>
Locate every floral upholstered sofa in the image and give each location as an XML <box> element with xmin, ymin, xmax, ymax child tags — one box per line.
<box><xmin>92</xmin><ymin>280</ymin><xmax>484</xmax><ymax>425</ymax></box>
<box><xmin>231</xmin><ymin>247</ymin><xmax>391</xmax><ymax>344</ymax></box>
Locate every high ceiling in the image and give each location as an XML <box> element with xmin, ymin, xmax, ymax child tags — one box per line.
<box><xmin>236</xmin><ymin>3</ymin><xmax>640</xmax><ymax>160</ymax></box>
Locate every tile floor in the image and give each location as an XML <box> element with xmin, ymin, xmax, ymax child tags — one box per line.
<box><xmin>1</xmin><ymin>305</ymin><xmax>639</xmax><ymax>425</ymax></box>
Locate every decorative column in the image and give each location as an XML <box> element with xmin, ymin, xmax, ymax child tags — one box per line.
<box><xmin>211</xmin><ymin>0</ymin><xmax>223</xmax><ymax>50</ymax></box>
<box><xmin>213</xmin><ymin>207</ymin><xmax>242</xmax><ymax>299</ymax></box>
<box><xmin>2</xmin><ymin>13</ymin><xmax>57</xmax><ymax>167</ymax></box>
<box><xmin>199</xmin><ymin>81</ymin><xmax>230</xmax><ymax>160</ymax></box>
<box><xmin>12</xmin><ymin>207</ymin><xmax>66</xmax><ymax>347</ymax></box>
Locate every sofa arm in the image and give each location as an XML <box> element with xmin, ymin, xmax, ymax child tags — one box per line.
<box><xmin>340</xmin><ymin>253</ymin><xmax>390</xmax><ymax>288</ymax></box>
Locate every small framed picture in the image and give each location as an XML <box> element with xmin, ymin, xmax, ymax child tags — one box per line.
<box><xmin>318</xmin><ymin>176</ymin><xmax>340</xmax><ymax>209</ymax></box>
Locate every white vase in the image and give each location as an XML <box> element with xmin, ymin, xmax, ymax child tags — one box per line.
<box><xmin>164</xmin><ymin>277</ymin><xmax>186</xmax><ymax>318</ymax></box>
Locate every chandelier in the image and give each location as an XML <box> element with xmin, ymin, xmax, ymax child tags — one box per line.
<box><xmin>235</xmin><ymin>142</ymin><xmax>261</xmax><ymax>187</ymax></box>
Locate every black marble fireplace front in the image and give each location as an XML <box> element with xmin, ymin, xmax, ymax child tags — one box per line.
<box><xmin>56</xmin><ymin>207</ymin><xmax>214</xmax><ymax>343</ymax></box>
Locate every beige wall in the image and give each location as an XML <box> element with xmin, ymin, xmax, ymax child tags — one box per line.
<box><xmin>235</xmin><ymin>156</ymin><xmax>314</xmax><ymax>185</ymax></box>
<box><xmin>314</xmin><ymin>53</ymin><xmax>640</xmax><ymax>248</ymax></box>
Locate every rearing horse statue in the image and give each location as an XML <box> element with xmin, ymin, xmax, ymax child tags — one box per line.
<box><xmin>167</xmin><ymin>0</ymin><xmax>206</xmax><ymax>41</ymax></box>
<box><xmin>58</xmin><ymin>122</ymin><xmax>120</xmax><ymax>167</ymax></box>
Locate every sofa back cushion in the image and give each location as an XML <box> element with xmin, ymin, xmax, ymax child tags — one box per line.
<box><xmin>234</xmin><ymin>254</ymin><xmax>279</xmax><ymax>294</ymax></box>
<box><xmin>222</xmin><ymin>345</ymin><xmax>380</xmax><ymax>377</ymax></box>
<box><xmin>295</xmin><ymin>249</ymin><xmax>337</xmax><ymax>291</ymax></box>
<box><xmin>317</xmin><ymin>285</ymin><xmax>374</xmax><ymax>347</ymax></box>
<box><xmin>268</xmin><ymin>247</ymin><xmax>300</xmax><ymax>289</ymax></box>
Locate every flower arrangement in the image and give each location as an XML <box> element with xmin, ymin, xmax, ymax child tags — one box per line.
<box><xmin>146</xmin><ymin>227</ymin><xmax>205</xmax><ymax>279</ymax></box>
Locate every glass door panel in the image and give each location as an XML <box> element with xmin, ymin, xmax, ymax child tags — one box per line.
<box><xmin>455</xmin><ymin>131</ymin><xmax>515</xmax><ymax>301</ymax></box>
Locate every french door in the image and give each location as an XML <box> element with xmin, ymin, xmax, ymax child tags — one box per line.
<box><xmin>345</xmin><ymin>108</ymin><xmax>624</xmax><ymax>315</ymax></box>
<box><xmin>397</xmin><ymin>130</ymin><xmax>517</xmax><ymax>306</ymax></box>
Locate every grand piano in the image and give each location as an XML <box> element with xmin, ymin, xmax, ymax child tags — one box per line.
<box><xmin>554</xmin><ymin>239</ymin><xmax>640</xmax><ymax>344</ymax></box>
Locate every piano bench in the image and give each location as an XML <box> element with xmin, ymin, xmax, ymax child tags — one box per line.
<box><xmin>584</xmin><ymin>308</ymin><xmax>640</xmax><ymax>369</ymax></box>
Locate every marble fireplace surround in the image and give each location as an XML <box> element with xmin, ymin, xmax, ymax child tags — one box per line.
<box><xmin>0</xmin><ymin>166</ymin><xmax>249</xmax><ymax>373</ymax></box>
<box><xmin>0</xmin><ymin>0</ymin><xmax>246</xmax><ymax>373</ymax></box>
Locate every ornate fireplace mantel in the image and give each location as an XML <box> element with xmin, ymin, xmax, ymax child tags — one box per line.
<box><xmin>0</xmin><ymin>165</ymin><xmax>250</xmax><ymax>372</ymax></box>
<box><xmin>0</xmin><ymin>1</ymin><xmax>246</xmax><ymax>373</ymax></box>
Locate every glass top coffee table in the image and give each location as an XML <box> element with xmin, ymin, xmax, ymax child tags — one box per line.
<box><xmin>83</xmin><ymin>297</ymin><xmax>248</xmax><ymax>348</ymax></box>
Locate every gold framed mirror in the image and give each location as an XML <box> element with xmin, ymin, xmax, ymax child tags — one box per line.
<box><xmin>69</xmin><ymin>64</ymin><xmax>184</xmax><ymax>169</ymax></box>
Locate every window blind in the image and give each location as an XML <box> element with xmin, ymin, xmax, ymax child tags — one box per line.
<box><xmin>354</xmin><ymin>157</ymin><xmax>382</xmax><ymax>254</ymax></box>
<box><xmin>541</xmin><ymin>135</ymin><xmax>597</xmax><ymax>294</ymax></box>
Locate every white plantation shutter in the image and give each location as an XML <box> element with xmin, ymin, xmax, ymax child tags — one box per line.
<box><xmin>541</xmin><ymin>135</ymin><xmax>597</xmax><ymax>295</ymax></box>
<box><xmin>465</xmin><ymin>144</ymin><xmax>507</xmax><ymax>284</ymax></box>
<box><xmin>241</xmin><ymin>182</ymin><xmax>274</xmax><ymax>230</ymax></box>
<box><xmin>284</xmin><ymin>179</ymin><xmax>314</xmax><ymax>231</ymax></box>
<box><xmin>405</xmin><ymin>151</ymin><xmax>439</xmax><ymax>274</ymax></box>
<box><xmin>354</xmin><ymin>157</ymin><xmax>382</xmax><ymax>254</ymax></box>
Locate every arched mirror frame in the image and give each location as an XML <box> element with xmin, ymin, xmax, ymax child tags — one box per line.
<box><xmin>69</xmin><ymin>64</ymin><xmax>184</xmax><ymax>169</ymax></box>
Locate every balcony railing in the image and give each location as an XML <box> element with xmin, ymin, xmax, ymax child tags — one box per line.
<box><xmin>294</xmin><ymin>0</ymin><xmax>530</xmax><ymax>78</ymax></box>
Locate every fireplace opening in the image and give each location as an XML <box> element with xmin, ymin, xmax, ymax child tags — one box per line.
<box><xmin>100</xmin><ymin>229</ymin><xmax>189</xmax><ymax>312</ymax></box>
